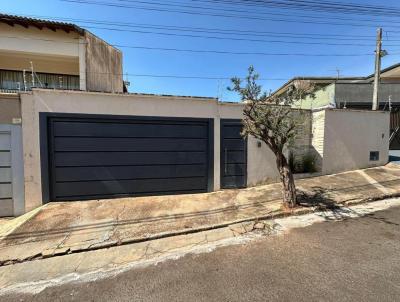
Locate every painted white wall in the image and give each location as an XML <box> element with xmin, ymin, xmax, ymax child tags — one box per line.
<box><xmin>322</xmin><ymin>109</ymin><xmax>389</xmax><ymax>174</ymax></box>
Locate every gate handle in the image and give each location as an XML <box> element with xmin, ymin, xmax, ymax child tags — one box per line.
<box><xmin>224</xmin><ymin>148</ymin><xmax>228</xmax><ymax>174</ymax></box>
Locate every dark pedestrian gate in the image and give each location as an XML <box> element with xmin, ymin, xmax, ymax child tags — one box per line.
<box><xmin>41</xmin><ymin>113</ymin><xmax>213</xmax><ymax>202</ymax></box>
<box><xmin>220</xmin><ymin>119</ymin><xmax>247</xmax><ymax>189</ymax></box>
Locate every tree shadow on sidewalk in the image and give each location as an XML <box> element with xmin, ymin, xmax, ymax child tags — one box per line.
<box><xmin>296</xmin><ymin>187</ymin><xmax>360</xmax><ymax>221</ymax></box>
<box><xmin>297</xmin><ymin>187</ymin><xmax>340</xmax><ymax>210</ymax></box>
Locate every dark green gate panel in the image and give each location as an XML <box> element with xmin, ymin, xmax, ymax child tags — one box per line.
<box><xmin>44</xmin><ymin>114</ymin><xmax>213</xmax><ymax>201</ymax></box>
<box><xmin>220</xmin><ymin>119</ymin><xmax>247</xmax><ymax>189</ymax></box>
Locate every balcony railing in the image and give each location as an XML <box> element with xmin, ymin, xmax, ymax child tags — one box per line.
<box><xmin>0</xmin><ymin>69</ymin><xmax>80</xmax><ymax>92</ymax></box>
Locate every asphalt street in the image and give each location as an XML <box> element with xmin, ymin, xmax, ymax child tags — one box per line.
<box><xmin>4</xmin><ymin>205</ymin><xmax>400</xmax><ymax>302</ymax></box>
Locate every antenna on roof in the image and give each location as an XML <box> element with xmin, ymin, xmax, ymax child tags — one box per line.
<box><xmin>123</xmin><ymin>72</ymin><xmax>130</xmax><ymax>88</ymax></box>
<box><xmin>328</xmin><ymin>68</ymin><xmax>341</xmax><ymax>81</ymax></box>
<box><xmin>335</xmin><ymin>68</ymin><xmax>340</xmax><ymax>80</ymax></box>
<box><xmin>216</xmin><ymin>79</ymin><xmax>223</xmax><ymax>101</ymax></box>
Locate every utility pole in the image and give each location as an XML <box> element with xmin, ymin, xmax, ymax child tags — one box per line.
<box><xmin>372</xmin><ymin>28</ymin><xmax>382</xmax><ymax>111</ymax></box>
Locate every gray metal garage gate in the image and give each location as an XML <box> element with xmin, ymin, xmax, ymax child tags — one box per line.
<box><xmin>40</xmin><ymin>113</ymin><xmax>213</xmax><ymax>202</ymax></box>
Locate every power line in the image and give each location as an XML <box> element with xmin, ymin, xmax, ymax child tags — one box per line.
<box><xmin>86</xmin><ymin>25</ymin><xmax>376</xmax><ymax>42</ymax></box>
<box><xmin>83</xmin><ymin>25</ymin><xmax>383</xmax><ymax>47</ymax></box>
<box><xmin>25</xmin><ymin>70</ymin><xmax>370</xmax><ymax>82</ymax></box>
<box><xmin>1</xmin><ymin>68</ymin><xmax>308</xmax><ymax>81</ymax></box>
<box><xmin>111</xmin><ymin>45</ymin><xmax>387</xmax><ymax>56</ymax></box>
<box><xmin>21</xmin><ymin>13</ymin><xmax>400</xmax><ymax>43</ymax></box>
<box><xmin>71</xmin><ymin>0</ymin><xmax>400</xmax><ymax>18</ymax></box>
<box><xmin>90</xmin><ymin>71</ymin><xmax>289</xmax><ymax>80</ymax></box>
<box><xmin>59</xmin><ymin>0</ymin><xmax>400</xmax><ymax>29</ymax></box>
<box><xmin>23</xmin><ymin>14</ymin><xmax>390</xmax><ymax>41</ymax></box>
<box><xmin>112</xmin><ymin>0</ymin><xmax>400</xmax><ymax>25</ymax></box>
<box><xmin>185</xmin><ymin>0</ymin><xmax>400</xmax><ymax>17</ymax></box>
<box><xmin>191</xmin><ymin>0</ymin><xmax>400</xmax><ymax>13</ymax></box>
<box><xmin>0</xmin><ymin>35</ymin><xmax>391</xmax><ymax>56</ymax></box>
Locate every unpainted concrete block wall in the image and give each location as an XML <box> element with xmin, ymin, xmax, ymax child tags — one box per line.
<box><xmin>286</xmin><ymin>110</ymin><xmax>315</xmax><ymax>171</ymax></box>
<box><xmin>85</xmin><ymin>32</ymin><xmax>123</xmax><ymax>93</ymax></box>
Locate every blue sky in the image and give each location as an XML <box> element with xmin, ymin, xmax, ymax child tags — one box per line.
<box><xmin>3</xmin><ymin>0</ymin><xmax>400</xmax><ymax>101</ymax></box>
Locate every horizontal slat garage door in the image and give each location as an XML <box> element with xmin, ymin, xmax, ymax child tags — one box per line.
<box><xmin>46</xmin><ymin>115</ymin><xmax>213</xmax><ymax>201</ymax></box>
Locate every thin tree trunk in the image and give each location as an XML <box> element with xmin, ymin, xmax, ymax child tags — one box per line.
<box><xmin>276</xmin><ymin>152</ymin><xmax>297</xmax><ymax>208</ymax></box>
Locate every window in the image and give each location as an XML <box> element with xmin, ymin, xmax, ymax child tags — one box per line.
<box><xmin>0</xmin><ymin>70</ymin><xmax>79</xmax><ymax>91</ymax></box>
<box><xmin>370</xmin><ymin>151</ymin><xmax>379</xmax><ymax>161</ymax></box>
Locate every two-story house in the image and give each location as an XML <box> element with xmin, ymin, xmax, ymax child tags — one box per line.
<box><xmin>0</xmin><ymin>14</ymin><xmax>123</xmax><ymax>93</ymax></box>
<box><xmin>0</xmin><ymin>14</ymin><xmax>125</xmax><ymax>216</ymax></box>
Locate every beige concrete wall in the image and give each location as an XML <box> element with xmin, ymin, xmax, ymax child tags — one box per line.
<box><xmin>19</xmin><ymin>90</ymin><xmax>388</xmax><ymax>213</ymax></box>
<box><xmin>0</xmin><ymin>93</ymin><xmax>21</xmax><ymax>124</ymax></box>
<box><xmin>247</xmin><ymin>136</ymin><xmax>279</xmax><ymax>186</ymax></box>
<box><xmin>217</xmin><ymin>103</ymin><xmax>280</xmax><ymax>186</ymax></box>
<box><xmin>322</xmin><ymin>109</ymin><xmax>389</xmax><ymax>174</ymax></box>
<box><xmin>0</xmin><ymin>51</ymin><xmax>79</xmax><ymax>75</ymax></box>
<box><xmin>0</xmin><ymin>23</ymin><xmax>80</xmax><ymax>57</ymax></box>
<box><xmin>20</xmin><ymin>90</ymin><xmax>280</xmax><ymax>211</ymax></box>
<box><xmin>85</xmin><ymin>32</ymin><xmax>123</xmax><ymax>93</ymax></box>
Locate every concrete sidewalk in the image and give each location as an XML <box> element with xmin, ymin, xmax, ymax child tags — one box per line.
<box><xmin>1</xmin><ymin>164</ymin><xmax>400</xmax><ymax>265</ymax></box>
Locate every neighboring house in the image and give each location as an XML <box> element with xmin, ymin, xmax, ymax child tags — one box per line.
<box><xmin>271</xmin><ymin>63</ymin><xmax>400</xmax><ymax>148</ymax></box>
<box><xmin>0</xmin><ymin>14</ymin><xmax>123</xmax><ymax>93</ymax></box>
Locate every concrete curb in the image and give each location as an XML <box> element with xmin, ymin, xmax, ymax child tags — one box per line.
<box><xmin>2</xmin><ymin>192</ymin><xmax>399</xmax><ymax>267</ymax></box>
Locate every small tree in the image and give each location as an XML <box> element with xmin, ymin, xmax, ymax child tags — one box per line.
<box><xmin>229</xmin><ymin>66</ymin><xmax>313</xmax><ymax>208</ymax></box>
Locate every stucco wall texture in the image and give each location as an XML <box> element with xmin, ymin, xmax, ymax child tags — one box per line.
<box><xmin>18</xmin><ymin>90</ymin><xmax>389</xmax><ymax>213</ymax></box>
<box><xmin>0</xmin><ymin>94</ymin><xmax>21</xmax><ymax>124</ymax></box>
<box><xmin>20</xmin><ymin>90</ymin><xmax>280</xmax><ymax>211</ymax></box>
<box><xmin>321</xmin><ymin>109</ymin><xmax>389</xmax><ymax>174</ymax></box>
